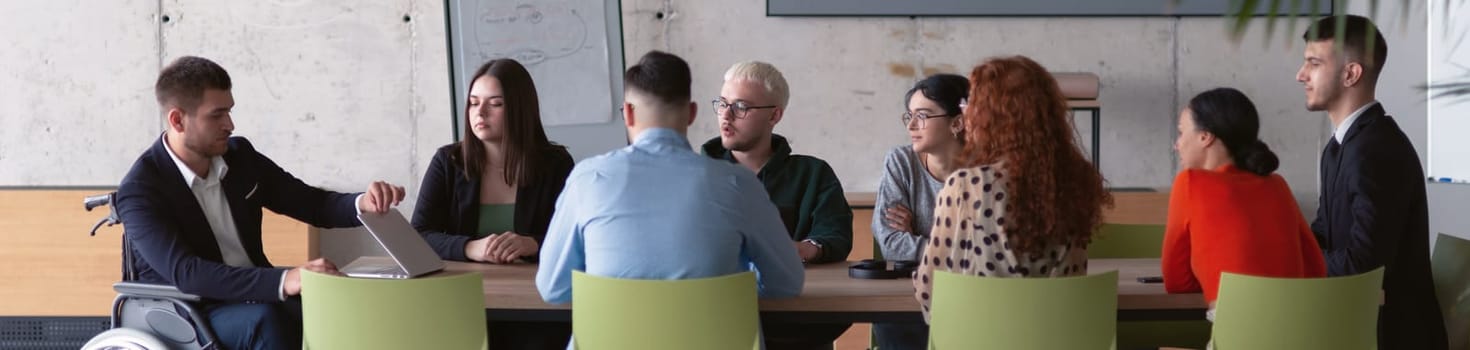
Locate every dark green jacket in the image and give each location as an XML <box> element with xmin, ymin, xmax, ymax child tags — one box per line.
<box><xmin>702</xmin><ymin>135</ymin><xmax>853</xmax><ymax>263</ymax></box>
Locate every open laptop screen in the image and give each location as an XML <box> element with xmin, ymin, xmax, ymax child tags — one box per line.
<box><xmin>356</xmin><ymin>208</ymin><xmax>445</xmax><ymax>277</ymax></box>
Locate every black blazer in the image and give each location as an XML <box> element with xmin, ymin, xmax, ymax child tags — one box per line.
<box><xmin>1312</xmin><ymin>103</ymin><xmax>1447</xmax><ymax>349</ymax></box>
<box><xmin>410</xmin><ymin>143</ymin><xmax>574</xmax><ymax>262</ymax></box>
<box><xmin>116</xmin><ymin>136</ymin><xmax>361</xmax><ymax>302</ymax></box>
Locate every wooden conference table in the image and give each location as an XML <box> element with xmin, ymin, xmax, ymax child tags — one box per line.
<box><xmin>443</xmin><ymin>258</ymin><xmax>1206</xmax><ymax>323</ymax></box>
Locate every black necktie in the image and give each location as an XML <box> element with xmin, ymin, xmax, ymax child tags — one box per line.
<box><xmin>1325</xmin><ymin>138</ymin><xmax>1341</xmax><ymax>160</ymax></box>
<box><xmin>1322</xmin><ymin>138</ymin><xmax>1342</xmax><ymax>192</ymax></box>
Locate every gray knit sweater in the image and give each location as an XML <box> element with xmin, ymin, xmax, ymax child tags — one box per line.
<box><xmin>872</xmin><ymin>145</ymin><xmax>945</xmax><ymax>261</ymax></box>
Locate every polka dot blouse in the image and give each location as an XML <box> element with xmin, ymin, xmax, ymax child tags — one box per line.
<box><xmin>911</xmin><ymin>164</ymin><xmax>1089</xmax><ymax>322</ymax></box>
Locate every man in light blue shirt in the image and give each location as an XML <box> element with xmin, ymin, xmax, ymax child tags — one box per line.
<box><xmin>535</xmin><ymin>51</ymin><xmax>804</xmax><ymax>304</ymax></box>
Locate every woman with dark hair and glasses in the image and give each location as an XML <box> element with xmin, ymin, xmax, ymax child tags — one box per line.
<box><xmin>412</xmin><ymin>58</ymin><xmax>573</xmax><ymax>349</ymax></box>
<box><xmin>871</xmin><ymin>73</ymin><xmax>968</xmax><ymax>349</ymax></box>
<box><xmin>1162</xmin><ymin>87</ymin><xmax>1325</xmax><ymax>320</ymax></box>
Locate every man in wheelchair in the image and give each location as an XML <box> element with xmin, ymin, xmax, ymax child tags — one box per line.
<box><xmin>90</xmin><ymin>56</ymin><xmax>406</xmax><ymax>350</ymax></box>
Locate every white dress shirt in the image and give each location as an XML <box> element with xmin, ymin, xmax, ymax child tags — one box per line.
<box><xmin>163</xmin><ymin>135</ymin><xmax>290</xmax><ymax>300</ymax></box>
<box><xmin>1334</xmin><ymin>101</ymin><xmax>1380</xmax><ymax>143</ymax></box>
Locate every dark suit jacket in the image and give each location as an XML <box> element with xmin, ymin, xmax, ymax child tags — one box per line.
<box><xmin>116</xmin><ymin>136</ymin><xmax>362</xmax><ymax>303</ymax></box>
<box><xmin>1312</xmin><ymin>103</ymin><xmax>1447</xmax><ymax>349</ymax></box>
<box><xmin>410</xmin><ymin>143</ymin><xmax>573</xmax><ymax>262</ymax></box>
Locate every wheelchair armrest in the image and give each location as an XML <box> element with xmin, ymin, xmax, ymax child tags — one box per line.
<box><xmin>113</xmin><ymin>282</ymin><xmax>203</xmax><ymax>302</ymax></box>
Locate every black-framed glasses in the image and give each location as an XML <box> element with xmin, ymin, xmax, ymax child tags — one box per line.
<box><xmin>712</xmin><ymin>98</ymin><xmax>777</xmax><ymax>120</ymax></box>
<box><xmin>901</xmin><ymin>111</ymin><xmax>955</xmax><ymax>128</ymax></box>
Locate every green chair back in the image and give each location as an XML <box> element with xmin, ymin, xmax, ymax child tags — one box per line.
<box><xmin>929</xmin><ymin>270</ymin><xmax>1118</xmax><ymax>349</ymax></box>
<box><xmin>1091</xmin><ymin>223</ymin><xmax>1210</xmax><ymax>349</ymax></box>
<box><xmin>1211</xmin><ymin>267</ymin><xmax>1384</xmax><ymax>350</ymax></box>
<box><xmin>1087</xmin><ymin>224</ymin><xmax>1165</xmax><ymax>259</ymax></box>
<box><xmin>571</xmin><ymin>271</ymin><xmax>759</xmax><ymax>350</ymax></box>
<box><xmin>300</xmin><ymin>271</ymin><xmax>487</xmax><ymax>350</ymax></box>
<box><xmin>1433</xmin><ymin>233</ymin><xmax>1470</xmax><ymax>350</ymax></box>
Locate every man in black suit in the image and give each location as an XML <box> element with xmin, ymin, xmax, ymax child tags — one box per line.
<box><xmin>116</xmin><ymin>56</ymin><xmax>406</xmax><ymax>350</ymax></box>
<box><xmin>1297</xmin><ymin>15</ymin><xmax>1447</xmax><ymax>349</ymax></box>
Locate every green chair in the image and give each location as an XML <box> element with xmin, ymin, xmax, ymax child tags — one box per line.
<box><xmin>1089</xmin><ymin>224</ymin><xmax>1211</xmax><ymax>349</ymax></box>
<box><xmin>928</xmin><ymin>270</ymin><xmax>1118</xmax><ymax>349</ymax></box>
<box><xmin>1210</xmin><ymin>267</ymin><xmax>1385</xmax><ymax>350</ymax></box>
<box><xmin>300</xmin><ymin>271</ymin><xmax>487</xmax><ymax>350</ymax></box>
<box><xmin>1087</xmin><ymin>223</ymin><xmax>1165</xmax><ymax>259</ymax></box>
<box><xmin>1432</xmin><ymin>233</ymin><xmax>1470</xmax><ymax>350</ymax></box>
<box><xmin>571</xmin><ymin>271</ymin><xmax>760</xmax><ymax>350</ymax></box>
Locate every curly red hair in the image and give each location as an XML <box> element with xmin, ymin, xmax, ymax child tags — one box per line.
<box><xmin>960</xmin><ymin>56</ymin><xmax>1113</xmax><ymax>255</ymax></box>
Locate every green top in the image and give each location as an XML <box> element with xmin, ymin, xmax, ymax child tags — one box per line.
<box><xmin>477</xmin><ymin>204</ymin><xmax>516</xmax><ymax>238</ymax></box>
<box><xmin>700</xmin><ymin>134</ymin><xmax>854</xmax><ymax>263</ymax></box>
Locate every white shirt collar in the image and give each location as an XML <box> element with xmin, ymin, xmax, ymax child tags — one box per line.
<box><xmin>162</xmin><ymin>134</ymin><xmax>228</xmax><ymax>186</ymax></box>
<box><xmin>1334</xmin><ymin>101</ymin><xmax>1379</xmax><ymax>143</ymax></box>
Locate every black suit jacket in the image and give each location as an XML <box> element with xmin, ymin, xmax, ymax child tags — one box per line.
<box><xmin>410</xmin><ymin>143</ymin><xmax>573</xmax><ymax>262</ymax></box>
<box><xmin>1312</xmin><ymin>103</ymin><xmax>1447</xmax><ymax>349</ymax></box>
<box><xmin>116</xmin><ymin>136</ymin><xmax>362</xmax><ymax>302</ymax></box>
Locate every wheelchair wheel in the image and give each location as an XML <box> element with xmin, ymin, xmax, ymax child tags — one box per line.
<box><xmin>81</xmin><ymin>327</ymin><xmax>169</xmax><ymax>350</ymax></box>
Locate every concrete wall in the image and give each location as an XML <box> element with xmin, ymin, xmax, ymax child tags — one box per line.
<box><xmin>3</xmin><ymin>0</ymin><xmax>1461</xmax><ymax>253</ymax></box>
<box><xmin>0</xmin><ymin>0</ymin><xmax>161</xmax><ymax>185</ymax></box>
<box><xmin>0</xmin><ymin>0</ymin><xmax>453</xmax><ymax>199</ymax></box>
<box><xmin>618</xmin><ymin>0</ymin><xmax>1460</xmax><ymax>230</ymax></box>
<box><xmin>624</xmin><ymin>1</ymin><xmax>1180</xmax><ymax>193</ymax></box>
<box><xmin>617</xmin><ymin>0</ymin><xmax>1359</xmax><ymax>205</ymax></box>
<box><xmin>3</xmin><ymin>0</ymin><xmax>1422</xmax><ymax>202</ymax></box>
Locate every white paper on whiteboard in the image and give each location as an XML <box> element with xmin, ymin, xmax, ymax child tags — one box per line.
<box><xmin>459</xmin><ymin>1</ymin><xmax>615</xmax><ymax>126</ymax></box>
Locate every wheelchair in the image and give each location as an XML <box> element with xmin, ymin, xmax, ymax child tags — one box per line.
<box><xmin>80</xmin><ymin>192</ymin><xmax>219</xmax><ymax>350</ymax></box>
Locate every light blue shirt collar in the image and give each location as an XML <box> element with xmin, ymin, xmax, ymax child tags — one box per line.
<box><xmin>632</xmin><ymin>128</ymin><xmax>692</xmax><ymax>152</ymax></box>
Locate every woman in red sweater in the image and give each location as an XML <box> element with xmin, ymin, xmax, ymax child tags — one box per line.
<box><xmin>1162</xmin><ymin>88</ymin><xmax>1327</xmax><ymax>317</ymax></box>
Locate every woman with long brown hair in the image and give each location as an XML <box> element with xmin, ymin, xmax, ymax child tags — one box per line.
<box><xmin>412</xmin><ymin>58</ymin><xmax>573</xmax><ymax>349</ymax></box>
<box><xmin>912</xmin><ymin>56</ymin><xmax>1112</xmax><ymax>321</ymax></box>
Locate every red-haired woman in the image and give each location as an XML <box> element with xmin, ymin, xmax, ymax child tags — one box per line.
<box><xmin>912</xmin><ymin>56</ymin><xmax>1113</xmax><ymax>321</ymax></box>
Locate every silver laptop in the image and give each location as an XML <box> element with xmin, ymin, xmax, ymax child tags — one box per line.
<box><xmin>340</xmin><ymin>208</ymin><xmax>445</xmax><ymax>279</ymax></box>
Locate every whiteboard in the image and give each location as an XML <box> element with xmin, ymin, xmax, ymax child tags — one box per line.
<box><xmin>446</xmin><ymin>0</ymin><xmax>624</xmax><ymax>128</ymax></box>
<box><xmin>1429</xmin><ymin>0</ymin><xmax>1470</xmax><ymax>183</ymax></box>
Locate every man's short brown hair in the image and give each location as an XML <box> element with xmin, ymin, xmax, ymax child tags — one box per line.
<box><xmin>1303</xmin><ymin>15</ymin><xmax>1388</xmax><ymax>82</ymax></box>
<box><xmin>155</xmin><ymin>56</ymin><xmax>232</xmax><ymax>114</ymax></box>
